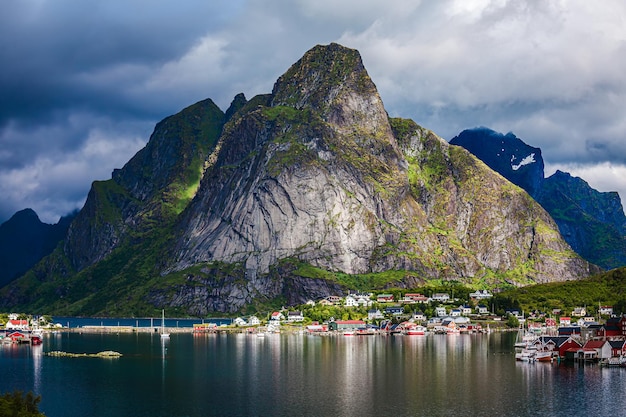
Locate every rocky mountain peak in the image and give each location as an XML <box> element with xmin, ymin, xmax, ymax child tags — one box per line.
<box><xmin>270</xmin><ymin>43</ymin><xmax>390</xmax><ymax>138</ymax></box>
<box><xmin>450</xmin><ymin>127</ymin><xmax>545</xmax><ymax>198</ymax></box>
<box><xmin>451</xmin><ymin>127</ymin><xmax>626</xmax><ymax>270</ymax></box>
<box><xmin>0</xmin><ymin>44</ymin><xmax>598</xmax><ymax>316</ymax></box>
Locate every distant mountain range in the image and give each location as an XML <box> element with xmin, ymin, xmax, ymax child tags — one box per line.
<box><xmin>450</xmin><ymin>127</ymin><xmax>626</xmax><ymax>269</ymax></box>
<box><xmin>0</xmin><ymin>208</ymin><xmax>75</xmax><ymax>288</ymax></box>
<box><xmin>0</xmin><ymin>44</ymin><xmax>599</xmax><ymax>316</ymax></box>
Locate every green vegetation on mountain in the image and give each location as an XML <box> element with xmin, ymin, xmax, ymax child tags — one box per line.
<box><xmin>493</xmin><ymin>267</ymin><xmax>626</xmax><ymax>316</ymax></box>
<box><xmin>0</xmin><ymin>43</ymin><xmax>598</xmax><ymax>316</ymax></box>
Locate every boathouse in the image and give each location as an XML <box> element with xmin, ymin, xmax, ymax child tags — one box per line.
<box><xmin>328</xmin><ymin>320</ymin><xmax>365</xmax><ymax>331</ymax></box>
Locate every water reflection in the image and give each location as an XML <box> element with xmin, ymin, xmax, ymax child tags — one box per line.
<box><xmin>32</xmin><ymin>344</ymin><xmax>43</xmax><ymax>394</ymax></box>
<box><xmin>4</xmin><ymin>331</ymin><xmax>626</xmax><ymax>417</ymax></box>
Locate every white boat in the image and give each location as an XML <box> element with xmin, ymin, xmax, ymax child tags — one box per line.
<box><xmin>515</xmin><ymin>346</ymin><xmax>553</xmax><ymax>362</ymax></box>
<box><xmin>515</xmin><ymin>349</ymin><xmax>536</xmax><ymax>362</ymax></box>
<box><xmin>514</xmin><ymin>328</ymin><xmax>536</xmax><ymax>347</ymax></box>
<box><xmin>160</xmin><ymin>310</ymin><xmax>170</xmax><ymax>339</ymax></box>
<box><xmin>534</xmin><ymin>350</ymin><xmax>553</xmax><ymax>362</ymax></box>
<box><xmin>405</xmin><ymin>325</ymin><xmax>426</xmax><ymax>336</ymax></box>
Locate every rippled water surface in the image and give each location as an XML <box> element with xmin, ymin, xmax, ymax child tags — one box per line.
<box><xmin>2</xmin><ymin>330</ymin><xmax>625</xmax><ymax>416</ymax></box>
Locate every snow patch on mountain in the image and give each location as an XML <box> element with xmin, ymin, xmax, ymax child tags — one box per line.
<box><xmin>511</xmin><ymin>153</ymin><xmax>536</xmax><ymax>171</ymax></box>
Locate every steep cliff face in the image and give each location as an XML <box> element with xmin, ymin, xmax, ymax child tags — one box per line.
<box><xmin>450</xmin><ymin>127</ymin><xmax>626</xmax><ymax>269</ymax></box>
<box><xmin>538</xmin><ymin>170</ymin><xmax>626</xmax><ymax>269</ymax></box>
<box><xmin>64</xmin><ymin>98</ymin><xmax>226</xmax><ymax>271</ymax></box>
<box><xmin>0</xmin><ymin>43</ymin><xmax>598</xmax><ymax>316</ymax></box>
<box><xmin>168</xmin><ymin>43</ymin><xmax>592</xmax><ymax>288</ymax></box>
<box><xmin>171</xmin><ymin>43</ymin><xmax>408</xmax><ymax>276</ymax></box>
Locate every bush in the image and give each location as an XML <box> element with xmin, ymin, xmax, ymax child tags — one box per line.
<box><xmin>0</xmin><ymin>390</ymin><xmax>45</xmax><ymax>417</ymax></box>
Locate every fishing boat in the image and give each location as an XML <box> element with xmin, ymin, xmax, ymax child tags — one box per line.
<box><xmin>405</xmin><ymin>325</ymin><xmax>426</xmax><ymax>336</ymax></box>
<box><xmin>160</xmin><ymin>310</ymin><xmax>170</xmax><ymax>339</ymax></box>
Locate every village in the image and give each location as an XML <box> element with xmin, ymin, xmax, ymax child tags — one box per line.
<box><xmin>196</xmin><ymin>290</ymin><xmax>626</xmax><ymax>365</ymax></box>
<box><xmin>3</xmin><ymin>290</ymin><xmax>626</xmax><ymax>366</ymax></box>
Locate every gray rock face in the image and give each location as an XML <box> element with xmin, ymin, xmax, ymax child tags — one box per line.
<box><xmin>3</xmin><ymin>43</ymin><xmax>597</xmax><ymax>316</ymax></box>
<box><xmin>167</xmin><ymin>44</ymin><xmax>594</xmax><ymax>288</ymax></box>
<box><xmin>170</xmin><ymin>44</ymin><xmax>407</xmax><ymax>276</ymax></box>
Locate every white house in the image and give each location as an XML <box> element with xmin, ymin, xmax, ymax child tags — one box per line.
<box><xmin>270</xmin><ymin>312</ymin><xmax>284</xmax><ymax>322</ymax></box>
<box><xmin>412</xmin><ymin>311</ymin><xmax>426</xmax><ymax>322</ymax></box>
<box><xmin>476</xmin><ymin>305</ymin><xmax>489</xmax><ymax>315</ymax></box>
<box><xmin>559</xmin><ymin>316</ymin><xmax>572</xmax><ymax>326</ymax></box>
<box><xmin>450</xmin><ymin>308</ymin><xmax>462</xmax><ymax>317</ymax></box>
<box><xmin>356</xmin><ymin>295</ymin><xmax>373</xmax><ymax>307</ymax></box>
<box><xmin>287</xmin><ymin>311</ymin><xmax>304</xmax><ymax>322</ymax></box>
<box><xmin>368</xmin><ymin>309</ymin><xmax>384</xmax><ymax>320</ymax></box>
<box><xmin>599</xmin><ymin>306</ymin><xmax>613</xmax><ymax>316</ymax></box>
<box><xmin>571</xmin><ymin>307</ymin><xmax>587</xmax><ymax>317</ymax></box>
<box><xmin>344</xmin><ymin>295</ymin><xmax>358</xmax><ymax>307</ymax></box>
<box><xmin>233</xmin><ymin>317</ymin><xmax>247</xmax><ymax>326</ymax></box>
<box><xmin>5</xmin><ymin>319</ymin><xmax>29</xmax><ymax>331</ymax></box>
<box><xmin>435</xmin><ymin>306</ymin><xmax>448</xmax><ymax>317</ymax></box>
<box><xmin>469</xmin><ymin>290</ymin><xmax>493</xmax><ymax>300</ymax></box>
<box><xmin>431</xmin><ymin>293</ymin><xmax>450</xmax><ymax>303</ymax></box>
<box><xmin>248</xmin><ymin>316</ymin><xmax>260</xmax><ymax>326</ymax></box>
<box><xmin>460</xmin><ymin>305</ymin><xmax>473</xmax><ymax>316</ymax></box>
<box><xmin>583</xmin><ymin>340</ymin><xmax>613</xmax><ymax>360</ymax></box>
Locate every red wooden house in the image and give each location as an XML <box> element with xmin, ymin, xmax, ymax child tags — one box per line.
<box><xmin>534</xmin><ymin>336</ymin><xmax>582</xmax><ymax>358</ymax></box>
<box><xmin>609</xmin><ymin>340</ymin><xmax>626</xmax><ymax>357</ymax></box>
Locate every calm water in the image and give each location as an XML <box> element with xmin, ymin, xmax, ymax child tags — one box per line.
<box><xmin>2</xmin><ymin>330</ymin><xmax>625</xmax><ymax>417</ymax></box>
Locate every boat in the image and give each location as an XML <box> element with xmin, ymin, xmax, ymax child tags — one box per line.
<box><xmin>160</xmin><ymin>310</ymin><xmax>170</xmax><ymax>339</ymax></box>
<box><xmin>534</xmin><ymin>350</ymin><xmax>553</xmax><ymax>362</ymax></box>
<box><xmin>515</xmin><ymin>346</ymin><xmax>553</xmax><ymax>362</ymax></box>
<box><xmin>405</xmin><ymin>325</ymin><xmax>426</xmax><ymax>336</ymax></box>
<box><xmin>515</xmin><ymin>349</ymin><xmax>536</xmax><ymax>362</ymax></box>
<box><xmin>342</xmin><ymin>330</ymin><xmax>356</xmax><ymax>336</ymax></box>
<box><xmin>514</xmin><ymin>328</ymin><xmax>537</xmax><ymax>347</ymax></box>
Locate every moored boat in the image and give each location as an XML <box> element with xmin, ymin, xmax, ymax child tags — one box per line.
<box><xmin>406</xmin><ymin>325</ymin><xmax>426</xmax><ymax>336</ymax></box>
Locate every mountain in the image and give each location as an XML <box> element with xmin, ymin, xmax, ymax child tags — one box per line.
<box><xmin>0</xmin><ymin>208</ymin><xmax>75</xmax><ymax>288</ymax></box>
<box><xmin>450</xmin><ymin>127</ymin><xmax>626</xmax><ymax>269</ymax></box>
<box><xmin>449</xmin><ymin>128</ymin><xmax>544</xmax><ymax>198</ymax></box>
<box><xmin>0</xmin><ymin>44</ymin><xmax>597</xmax><ymax>316</ymax></box>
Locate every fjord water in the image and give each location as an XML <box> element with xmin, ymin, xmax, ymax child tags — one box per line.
<box><xmin>2</xmin><ymin>331</ymin><xmax>625</xmax><ymax>417</ymax></box>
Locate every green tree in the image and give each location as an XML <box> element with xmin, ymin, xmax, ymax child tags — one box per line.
<box><xmin>0</xmin><ymin>390</ymin><xmax>45</xmax><ymax>416</ymax></box>
<box><xmin>506</xmin><ymin>314</ymin><xmax>520</xmax><ymax>328</ymax></box>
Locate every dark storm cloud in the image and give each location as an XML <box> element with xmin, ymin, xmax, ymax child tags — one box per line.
<box><xmin>1</xmin><ymin>0</ymin><xmax>625</xmax><ymax>224</ymax></box>
<box><xmin>0</xmin><ymin>0</ymin><xmax>240</xmax><ymax>126</ymax></box>
<box><xmin>0</xmin><ymin>0</ymin><xmax>244</xmax><ymax>223</ymax></box>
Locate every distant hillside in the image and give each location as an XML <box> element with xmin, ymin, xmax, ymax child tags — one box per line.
<box><xmin>0</xmin><ymin>209</ymin><xmax>75</xmax><ymax>287</ymax></box>
<box><xmin>450</xmin><ymin>127</ymin><xmax>626</xmax><ymax>270</ymax></box>
<box><xmin>493</xmin><ymin>267</ymin><xmax>626</xmax><ymax>316</ymax></box>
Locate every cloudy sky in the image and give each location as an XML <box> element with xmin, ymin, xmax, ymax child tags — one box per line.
<box><xmin>1</xmin><ymin>0</ymin><xmax>625</xmax><ymax>224</ymax></box>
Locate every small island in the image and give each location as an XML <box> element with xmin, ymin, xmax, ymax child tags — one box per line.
<box><xmin>46</xmin><ymin>350</ymin><xmax>122</xmax><ymax>358</ymax></box>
